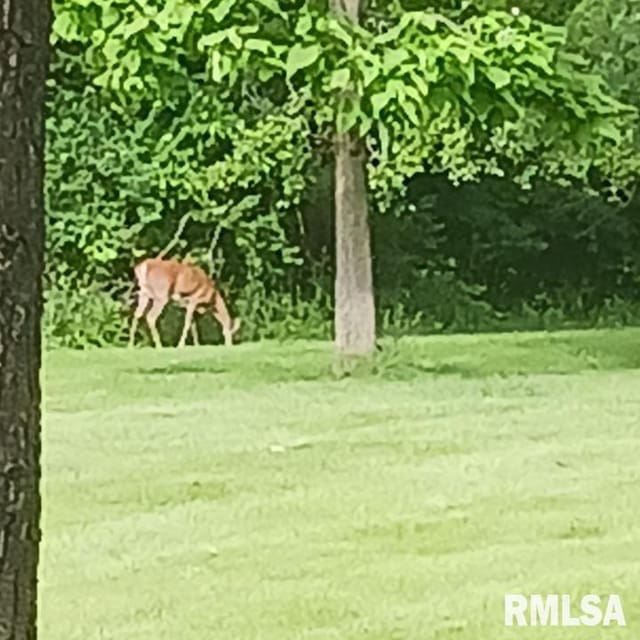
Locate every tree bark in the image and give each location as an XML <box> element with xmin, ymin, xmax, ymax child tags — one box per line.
<box><xmin>333</xmin><ymin>134</ymin><xmax>376</xmax><ymax>355</ymax></box>
<box><xmin>0</xmin><ymin>0</ymin><xmax>50</xmax><ymax>638</ymax></box>
<box><xmin>331</xmin><ymin>0</ymin><xmax>376</xmax><ymax>356</ymax></box>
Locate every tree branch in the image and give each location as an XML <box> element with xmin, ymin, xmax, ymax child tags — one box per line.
<box><xmin>157</xmin><ymin>211</ymin><xmax>192</xmax><ymax>259</ymax></box>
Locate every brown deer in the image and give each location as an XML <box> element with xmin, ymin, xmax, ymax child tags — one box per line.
<box><xmin>128</xmin><ymin>257</ymin><xmax>240</xmax><ymax>348</ymax></box>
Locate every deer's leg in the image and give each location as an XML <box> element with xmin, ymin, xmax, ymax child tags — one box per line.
<box><xmin>177</xmin><ymin>301</ymin><xmax>197</xmax><ymax>348</ymax></box>
<box><xmin>212</xmin><ymin>295</ymin><xmax>239</xmax><ymax>347</ymax></box>
<box><xmin>129</xmin><ymin>294</ymin><xmax>150</xmax><ymax>347</ymax></box>
<box><xmin>212</xmin><ymin>309</ymin><xmax>241</xmax><ymax>347</ymax></box>
<box><xmin>145</xmin><ymin>297</ymin><xmax>167</xmax><ymax>348</ymax></box>
<box><xmin>190</xmin><ymin>321</ymin><xmax>200</xmax><ymax>346</ymax></box>
<box><xmin>211</xmin><ymin>310</ymin><xmax>229</xmax><ymax>346</ymax></box>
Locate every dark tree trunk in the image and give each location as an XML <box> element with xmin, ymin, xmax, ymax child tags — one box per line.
<box><xmin>330</xmin><ymin>0</ymin><xmax>376</xmax><ymax>356</ymax></box>
<box><xmin>0</xmin><ymin>0</ymin><xmax>50</xmax><ymax>638</ymax></box>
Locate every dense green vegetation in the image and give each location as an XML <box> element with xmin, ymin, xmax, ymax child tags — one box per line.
<box><xmin>45</xmin><ymin>0</ymin><xmax>640</xmax><ymax>347</ymax></box>
<box><xmin>41</xmin><ymin>330</ymin><xmax>640</xmax><ymax>638</ymax></box>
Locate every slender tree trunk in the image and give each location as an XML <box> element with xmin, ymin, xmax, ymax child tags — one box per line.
<box><xmin>0</xmin><ymin>0</ymin><xmax>50</xmax><ymax>637</ymax></box>
<box><xmin>330</xmin><ymin>0</ymin><xmax>376</xmax><ymax>356</ymax></box>
<box><xmin>333</xmin><ymin>134</ymin><xmax>376</xmax><ymax>355</ymax></box>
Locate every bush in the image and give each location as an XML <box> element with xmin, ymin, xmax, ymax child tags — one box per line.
<box><xmin>44</xmin><ymin>281</ymin><xmax>129</xmax><ymax>349</ymax></box>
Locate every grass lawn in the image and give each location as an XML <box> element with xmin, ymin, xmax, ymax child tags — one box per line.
<box><xmin>40</xmin><ymin>329</ymin><xmax>640</xmax><ymax>639</ymax></box>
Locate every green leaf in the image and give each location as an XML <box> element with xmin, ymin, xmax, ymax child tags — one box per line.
<box><xmin>500</xmin><ymin>89</ymin><xmax>524</xmax><ymax>116</ymax></box>
<box><xmin>212</xmin><ymin>0</ymin><xmax>236</xmax><ymax>22</ymax></box>
<box><xmin>401</xmin><ymin>99</ymin><xmax>421</xmax><ymax>126</ymax></box>
<box><xmin>383</xmin><ymin>48</ymin><xmax>410</xmax><ymax>72</ymax></box>
<box><xmin>378</xmin><ymin>123</ymin><xmax>391</xmax><ymax>158</ymax></box>
<box><xmin>418</xmin><ymin>12</ymin><xmax>438</xmax><ymax>30</ymax></box>
<box><xmin>485</xmin><ymin>66</ymin><xmax>511</xmax><ymax>88</ymax></box>
<box><xmin>330</xmin><ymin>68</ymin><xmax>350</xmax><ymax>90</ymax></box>
<box><xmin>286</xmin><ymin>44</ymin><xmax>321</xmax><ymax>79</ymax></box>
<box><xmin>123</xmin><ymin>76</ymin><xmax>145</xmax><ymax>92</ymax></box>
<box><xmin>245</xmin><ymin>38</ymin><xmax>270</xmax><ymax>53</ymax></box>
<box><xmin>227</xmin><ymin>26</ymin><xmax>242</xmax><ymax>49</ymax></box>
<box><xmin>101</xmin><ymin>5</ymin><xmax>120</xmax><ymax>29</ymax></box>
<box><xmin>258</xmin><ymin>66</ymin><xmax>278</xmax><ymax>81</ymax></box>
<box><xmin>103</xmin><ymin>38</ymin><xmax>121</xmax><ymax>63</ymax></box>
<box><xmin>328</xmin><ymin>18</ymin><xmax>353</xmax><ymax>47</ymax></box>
<box><xmin>412</xmin><ymin>74</ymin><xmax>431</xmax><ymax>96</ymax></box>
<box><xmin>144</xmin><ymin>31</ymin><xmax>167</xmax><ymax>53</ymax></box>
<box><xmin>122</xmin><ymin>50</ymin><xmax>141</xmax><ymax>76</ymax></box>
<box><xmin>361</xmin><ymin>61</ymin><xmax>379</xmax><ymax>88</ymax></box>
<box><xmin>295</xmin><ymin>11</ymin><xmax>313</xmax><ymax>36</ymax></box>
<box><xmin>199</xmin><ymin>30</ymin><xmax>229</xmax><ymax>48</ymax></box>
<box><xmin>359</xmin><ymin>113</ymin><xmax>373</xmax><ymax>136</ymax></box>
<box><xmin>463</xmin><ymin>60</ymin><xmax>475</xmax><ymax>85</ymax></box>
<box><xmin>52</xmin><ymin>11</ymin><xmax>75</xmax><ymax>43</ymax></box>
<box><xmin>404</xmin><ymin>85</ymin><xmax>423</xmax><ymax>107</ymax></box>
<box><xmin>449</xmin><ymin>45</ymin><xmax>471</xmax><ymax>65</ymax></box>
<box><xmin>370</xmin><ymin>89</ymin><xmax>395</xmax><ymax>117</ymax></box>
<box><xmin>88</xmin><ymin>28</ymin><xmax>105</xmax><ymax>47</ymax></box>
<box><xmin>539</xmin><ymin>22</ymin><xmax>567</xmax><ymax>46</ymax></box>
<box><xmin>211</xmin><ymin>50</ymin><xmax>231</xmax><ymax>81</ymax></box>
<box><xmin>94</xmin><ymin>70</ymin><xmax>111</xmax><ymax>88</ymax></box>
<box><xmin>375</xmin><ymin>22</ymin><xmax>404</xmax><ymax>44</ymax></box>
<box><xmin>253</xmin><ymin>0</ymin><xmax>283</xmax><ymax>14</ymax></box>
<box><xmin>557</xmin><ymin>51</ymin><xmax>588</xmax><ymax>68</ymax></box>
<box><xmin>596</xmin><ymin>120</ymin><xmax>622</xmax><ymax>143</ymax></box>
<box><xmin>522</xmin><ymin>53</ymin><xmax>554</xmax><ymax>74</ymax></box>
<box><xmin>121</xmin><ymin>15</ymin><xmax>150</xmax><ymax>38</ymax></box>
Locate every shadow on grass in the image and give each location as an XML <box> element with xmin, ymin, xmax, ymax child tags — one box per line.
<box><xmin>132</xmin><ymin>349</ymin><xmax>332</xmax><ymax>384</ymax></box>
<box><xmin>128</xmin><ymin>328</ymin><xmax>640</xmax><ymax>385</ymax></box>
<box><xmin>141</xmin><ymin>363</ymin><xmax>229</xmax><ymax>376</ymax></box>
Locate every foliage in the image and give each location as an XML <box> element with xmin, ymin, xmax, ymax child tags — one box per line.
<box><xmin>359</xmin><ymin>10</ymin><xmax>637</xmax><ymax>205</ymax></box>
<box><xmin>512</xmin><ymin>0</ymin><xmax>583</xmax><ymax>24</ymax></box>
<box><xmin>566</xmin><ymin>0</ymin><xmax>640</xmax><ymax>108</ymax></box>
<box><xmin>49</xmin><ymin>0</ymin><xmax>317</xmax><ymax>286</ymax></box>
<box><xmin>372</xmin><ymin>173</ymin><xmax>640</xmax><ymax>331</ymax></box>
<box><xmin>54</xmin><ymin>0</ymin><xmax>638</xmax><ymax>198</ymax></box>
<box><xmin>45</xmin><ymin>0</ymin><xmax>640</xmax><ymax>347</ymax></box>
<box><xmin>382</xmin><ymin>0</ymin><xmax>582</xmax><ymax>23</ymax></box>
<box><xmin>43</xmin><ymin>279</ymin><xmax>129</xmax><ymax>348</ymax></box>
<box><xmin>46</xmin><ymin>84</ymin><xmax>164</xmax><ymax>283</ymax></box>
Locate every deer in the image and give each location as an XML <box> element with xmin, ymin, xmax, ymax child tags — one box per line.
<box><xmin>128</xmin><ymin>257</ymin><xmax>241</xmax><ymax>348</ymax></box>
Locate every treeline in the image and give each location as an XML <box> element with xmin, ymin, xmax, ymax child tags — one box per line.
<box><xmin>45</xmin><ymin>0</ymin><xmax>640</xmax><ymax>347</ymax></box>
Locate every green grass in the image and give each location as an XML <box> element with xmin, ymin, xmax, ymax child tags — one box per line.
<box><xmin>41</xmin><ymin>328</ymin><xmax>640</xmax><ymax>639</ymax></box>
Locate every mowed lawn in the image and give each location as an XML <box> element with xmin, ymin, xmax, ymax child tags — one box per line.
<box><xmin>40</xmin><ymin>329</ymin><xmax>640</xmax><ymax>639</ymax></box>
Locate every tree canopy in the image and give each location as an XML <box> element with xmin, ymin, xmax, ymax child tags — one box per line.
<box><xmin>45</xmin><ymin>0</ymin><xmax>640</xmax><ymax>347</ymax></box>
<box><xmin>55</xmin><ymin>0</ymin><xmax>638</xmax><ymax>204</ymax></box>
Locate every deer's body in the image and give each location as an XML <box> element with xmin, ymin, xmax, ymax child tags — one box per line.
<box><xmin>129</xmin><ymin>257</ymin><xmax>240</xmax><ymax>348</ymax></box>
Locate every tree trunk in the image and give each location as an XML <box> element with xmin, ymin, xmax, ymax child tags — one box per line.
<box><xmin>331</xmin><ymin>0</ymin><xmax>376</xmax><ymax>356</ymax></box>
<box><xmin>333</xmin><ymin>134</ymin><xmax>376</xmax><ymax>355</ymax></box>
<box><xmin>0</xmin><ymin>0</ymin><xmax>50</xmax><ymax>637</ymax></box>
